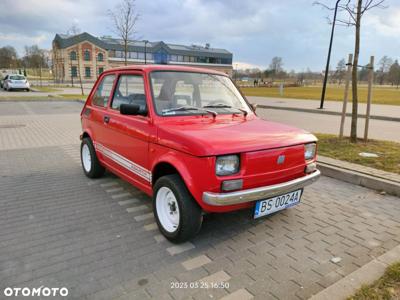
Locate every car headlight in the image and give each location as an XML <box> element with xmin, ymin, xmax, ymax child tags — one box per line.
<box><xmin>216</xmin><ymin>155</ymin><xmax>240</xmax><ymax>176</ymax></box>
<box><xmin>304</xmin><ymin>143</ymin><xmax>316</xmax><ymax>161</ymax></box>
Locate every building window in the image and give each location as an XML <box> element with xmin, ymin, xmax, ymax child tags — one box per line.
<box><xmin>84</xmin><ymin>50</ymin><xmax>90</xmax><ymax>61</ymax></box>
<box><xmin>98</xmin><ymin>67</ymin><xmax>104</xmax><ymax>75</ymax></box>
<box><xmin>97</xmin><ymin>53</ymin><xmax>104</xmax><ymax>62</ymax></box>
<box><xmin>70</xmin><ymin>51</ymin><xmax>77</xmax><ymax>61</ymax></box>
<box><xmin>138</xmin><ymin>52</ymin><xmax>145</xmax><ymax>60</ymax></box>
<box><xmin>85</xmin><ymin>67</ymin><xmax>91</xmax><ymax>78</ymax></box>
<box><xmin>146</xmin><ymin>53</ymin><xmax>153</xmax><ymax>60</ymax></box>
<box><xmin>169</xmin><ymin>55</ymin><xmax>177</xmax><ymax>62</ymax></box>
<box><xmin>184</xmin><ymin>56</ymin><xmax>190</xmax><ymax>62</ymax></box>
<box><xmin>190</xmin><ymin>56</ymin><xmax>196</xmax><ymax>63</ymax></box>
<box><xmin>115</xmin><ymin>50</ymin><xmax>123</xmax><ymax>58</ymax></box>
<box><xmin>71</xmin><ymin>66</ymin><xmax>77</xmax><ymax>78</ymax></box>
<box><xmin>177</xmin><ymin>55</ymin><xmax>184</xmax><ymax>62</ymax></box>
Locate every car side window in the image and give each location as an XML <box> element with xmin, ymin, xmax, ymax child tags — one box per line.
<box><xmin>111</xmin><ymin>75</ymin><xmax>146</xmax><ymax>111</ymax></box>
<box><xmin>92</xmin><ymin>75</ymin><xmax>115</xmax><ymax>107</ymax></box>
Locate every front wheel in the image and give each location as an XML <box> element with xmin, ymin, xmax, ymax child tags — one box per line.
<box><xmin>80</xmin><ymin>137</ymin><xmax>105</xmax><ymax>178</ymax></box>
<box><xmin>153</xmin><ymin>174</ymin><xmax>203</xmax><ymax>243</ymax></box>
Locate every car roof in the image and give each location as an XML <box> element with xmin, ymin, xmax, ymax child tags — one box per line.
<box><xmin>103</xmin><ymin>64</ymin><xmax>229</xmax><ymax>76</ymax></box>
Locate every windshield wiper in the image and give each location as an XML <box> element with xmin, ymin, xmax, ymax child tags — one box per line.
<box><xmin>203</xmin><ymin>104</ymin><xmax>248</xmax><ymax>116</ymax></box>
<box><xmin>162</xmin><ymin>106</ymin><xmax>218</xmax><ymax>117</ymax></box>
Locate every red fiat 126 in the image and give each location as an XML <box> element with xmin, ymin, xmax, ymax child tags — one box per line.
<box><xmin>80</xmin><ymin>65</ymin><xmax>320</xmax><ymax>243</ymax></box>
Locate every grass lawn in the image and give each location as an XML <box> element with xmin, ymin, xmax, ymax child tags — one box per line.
<box><xmin>316</xmin><ymin>134</ymin><xmax>400</xmax><ymax>174</ymax></box>
<box><xmin>59</xmin><ymin>94</ymin><xmax>87</xmax><ymax>100</ymax></box>
<box><xmin>241</xmin><ymin>85</ymin><xmax>400</xmax><ymax>106</ymax></box>
<box><xmin>32</xmin><ymin>86</ymin><xmax>61</xmax><ymax>93</ymax></box>
<box><xmin>348</xmin><ymin>262</ymin><xmax>400</xmax><ymax>300</ymax></box>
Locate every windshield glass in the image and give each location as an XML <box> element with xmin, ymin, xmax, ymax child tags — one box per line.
<box><xmin>150</xmin><ymin>71</ymin><xmax>251</xmax><ymax>116</ymax></box>
<box><xmin>10</xmin><ymin>75</ymin><xmax>25</xmax><ymax>81</ymax></box>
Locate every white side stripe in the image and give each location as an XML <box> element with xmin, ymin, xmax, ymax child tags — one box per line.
<box><xmin>94</xmin><ymin>142</ymin><xmax>152</xmax><ymax>182</ymax></box>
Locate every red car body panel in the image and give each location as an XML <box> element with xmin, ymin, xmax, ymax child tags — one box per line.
<box><xmin>81</xmin><ymin>65</ymin><xmax>318</xmax><ymax>213</ymax></box>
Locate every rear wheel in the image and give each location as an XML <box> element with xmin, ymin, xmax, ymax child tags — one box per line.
<box><xmin>80</xmin><ymin>137</ymin><xmax>105</xmax><ymax>178</ymax></box>
<box><xmin>153</xmin><ymin>174</ymin><xmax>203</xmax><ymax>243</ymax></box>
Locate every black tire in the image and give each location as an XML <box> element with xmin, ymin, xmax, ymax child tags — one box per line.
<box><xmin>153</xmin><ymin>174</ymin><xmax>203</xmax><ymax>243</ymax></box>
<box><xmin>80</xmin><ymin>137</ymin><xmax>105</xmax><ymax>178</ymax></box>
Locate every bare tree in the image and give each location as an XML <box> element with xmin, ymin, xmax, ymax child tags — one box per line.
<box><xmin>335</xmin><ymin>58</ymin><xmax>346</xmax><ymax>85</ymax></box>
<box><xmin>23</xmin><ymin>45</ymin><xmax>46</xmax><ymax>86</ymax></box>
<box><xmin>377</xmin><ymin>55</ymin><xmax>393</xmax><ymax>85</ymax></box>
<box><xmin>108</xmin><ymin>0</ymin><xmax>140</xmax><ymax>66</ymax></box>
<box><xmin>67</xmin><ymin>25</ymin><xmax>84</xmax><ymax>95</ymax></box>
<box><xmin>388</xmin><ymin>60</ymin><xmax>400</xmax><ymax>88</ymax></box>
<box><xmin>315</xmin><ymin>0</ymin><xmax>387</xmax><ymax>143</ymax></box>
<box><xmin>269</xmin><ymin>57</ymin><xmax>284</xmax><ymax>82</ymax></box>
<box><xmin>0</xmin><ymin>46</ymin><xmax>18</xmax><ymax>69</ymax></box>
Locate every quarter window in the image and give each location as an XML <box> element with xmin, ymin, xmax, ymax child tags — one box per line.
<box><xmin>92</xmin><ymin>75</ymin><xmax>115</xmax><ymax>107</ymax></box>
<box><xmin>111</xmin><ymin>75</ymin><xmax>146</xmax><ymax>112</ymax></box>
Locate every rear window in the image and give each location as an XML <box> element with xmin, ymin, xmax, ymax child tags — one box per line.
<box><xmin>10</xmin><ymin>75</ymin><xmax>25</xmax><ymax>80</ymax></box>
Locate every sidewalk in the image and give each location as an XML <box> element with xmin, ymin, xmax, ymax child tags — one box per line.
<box><xmin>247</xmin><ymin>96</ymin><xmax>400</xmax><ymax>122</ymax></box>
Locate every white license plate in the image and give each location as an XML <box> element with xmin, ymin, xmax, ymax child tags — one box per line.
<box><xmin>254</xmin><ymin>189</ymin><xmax>302</xmax><ymax>219</ymax></box>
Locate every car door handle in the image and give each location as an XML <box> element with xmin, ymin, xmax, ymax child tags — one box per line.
<box><xmin>104</xmin><ymin>115</ymin><xmax>110</xmax><ymax>123</ymax></box>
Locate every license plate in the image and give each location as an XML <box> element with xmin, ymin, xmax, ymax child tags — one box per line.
<box><xmin>253</xmin><ymin>189</ymin><xmax>302</xmax><ymax>219</ymax></box>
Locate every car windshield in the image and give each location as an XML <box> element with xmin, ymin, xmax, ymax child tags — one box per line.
<box><xmin>150</xmin><ymin>71</ymin><xmax>251</xmax><ymax>116</ymax></box>
<box><xmin>10</xmin><ymin>75</ymin><xmax>25</xmax><ymax>80</ymax></box>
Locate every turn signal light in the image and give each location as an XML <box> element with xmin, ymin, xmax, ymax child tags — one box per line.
<box><xmin>221</xmin><ymin>179</ymin><xmax>243</xmax><ymax>191</ymax></box>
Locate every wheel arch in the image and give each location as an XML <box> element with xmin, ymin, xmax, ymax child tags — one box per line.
<box><xmin>151</xmin><ymin>157</ymin><xmax>201</xmax><ymax>206</ymax></box>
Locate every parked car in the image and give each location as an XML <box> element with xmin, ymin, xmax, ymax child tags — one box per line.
<box><xmin>3</xmin><ymin>74</ymin><xmax>30</xmax><ymax>91</ymax></box>
<box><xmin>80</xmin><ymin>65</ymin><xmax>320</xmax><ymax>243</ymax></box>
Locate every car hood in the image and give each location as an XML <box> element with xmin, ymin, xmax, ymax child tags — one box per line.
<box><xmin>157</xmin><ymin>117</ymin><xmax>317</xmax><ymax>156</ymax></box>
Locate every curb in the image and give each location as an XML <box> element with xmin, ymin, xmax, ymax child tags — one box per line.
<box><xmin>310</xmin><ymin>244</ymin><xmax>400</xmax><ymax>300</ymax></box>
<box><xmin>318</xmin><ymin>162</ymin><xmax>400</xmax><ymax>197</ymax></box>
<box><xmin>257</xmin><ymin>104</ymin><xmax>400</xmax><ymax>123</ymax></box>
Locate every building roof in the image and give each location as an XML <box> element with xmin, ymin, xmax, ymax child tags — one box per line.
<box><xmin>53</xmin><ymin>32</ymin><xmax>232</xmax><ymax>59</ymax></box>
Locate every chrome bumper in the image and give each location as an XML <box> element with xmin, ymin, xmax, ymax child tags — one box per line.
<box><xmin>202</xmin><ymin>170</ymin><xmax>321</xmax><ymax>206</ymax></box>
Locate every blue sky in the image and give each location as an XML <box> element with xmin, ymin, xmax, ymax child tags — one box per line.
<box><xmin>0</xmin><ymin>0</ymin><xmax>399</xmax><ymax>71</ymax></box>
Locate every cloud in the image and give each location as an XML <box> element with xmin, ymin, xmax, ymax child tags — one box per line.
<box><xmin>0</xmin><ymin>0</ymin><xmax>399</xmax><ymax>70</ymax></box>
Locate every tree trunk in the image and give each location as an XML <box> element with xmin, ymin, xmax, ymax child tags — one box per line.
<box><xmin>124</xmin><ymin>40</ymin><xmax>128</xmax><ymax>66</ymax></box>
<box><xmin>77</xmin><ymin>47</ymin><xmax>84</xmax><ymax>96</ymax></box>
<box><xmin>350</xmin><ymin>0</ymin><xmax>362</xmax><ymax>143</ymax></box>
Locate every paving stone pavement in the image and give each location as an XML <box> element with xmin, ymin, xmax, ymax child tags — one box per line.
<box><xmin>1</xmin><ymin>101</ymin><xmax>400</xmax><ymax>300</ymax></box>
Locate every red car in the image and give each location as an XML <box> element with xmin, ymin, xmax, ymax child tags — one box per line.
<box><xmin>80</xmin><ymin>65</ymin><xmax>320</xmax><ymax>243</ymax></box>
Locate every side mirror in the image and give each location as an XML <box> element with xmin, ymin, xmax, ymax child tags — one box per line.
<box><xmin>120</xmin><ymin>104</ymin><xmax>147</xmax><ymax>116</ymax></box>
<box><xmin>251</xmin><ymin>103</ymin><xmax>258</xmax><ymax>111</ymax></box>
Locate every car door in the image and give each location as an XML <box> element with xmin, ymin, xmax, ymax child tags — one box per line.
<box><xmin>84</xmin><ymin>74</ymin><xmax>116</xmax><ymax>161</ymax></box>
<box><xmin>100</xmin><ymin>72</ymin><xmax>154</xmax><ymax>189</ymax></box>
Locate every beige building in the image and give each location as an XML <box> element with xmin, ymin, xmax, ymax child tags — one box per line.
<box><xmin>52</xmin><ymin>32</ymin><xmax>233</xmax><ymax>83</ymax></box>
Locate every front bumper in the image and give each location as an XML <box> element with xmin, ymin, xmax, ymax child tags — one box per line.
<box><xmin>202</xmin><ymin>169</ymin><xmax>321</xmax><ymax>206</ymax></box>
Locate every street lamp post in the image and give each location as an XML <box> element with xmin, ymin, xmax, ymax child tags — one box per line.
<box><xmin>319</xmin><ymin>0</ymin><xmax>341</xmax><ymax>109</ymax></box>
<box><xmin>143</xmin><ymin>40</ymin><xmax>149</xmax><ymax>64</ymax></box>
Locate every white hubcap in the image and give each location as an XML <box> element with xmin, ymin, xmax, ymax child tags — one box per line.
<box><xmin>82</xmin><ymin>144</ymin><xmax>92</xmax><ymax>172</ymax></box>
<box><xmin>156</xmin><ymin>187</ymin><xmax>180</xmax><ymax>233</ymax></box>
